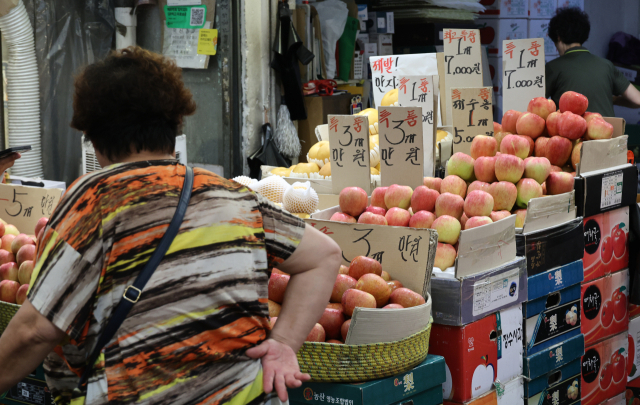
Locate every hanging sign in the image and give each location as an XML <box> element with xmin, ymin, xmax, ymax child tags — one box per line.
<box><xmin>450</xmin><ymin>87</ymin><xmax>494</xmax><ymax>155</ymax></box>
<box><xmin>164</xmin><ymin>5</ymin><xmax>207</xmax><ymax>29</ymax></box>
<box><xmin>328</xmin><ymin>115</ymin><xmax>371</xmax><ymax>195</ymax></box>
<box><xmin>502</xmin><ymin>38</ymin><xmax>546</xmax><ymax>114</ymax></box>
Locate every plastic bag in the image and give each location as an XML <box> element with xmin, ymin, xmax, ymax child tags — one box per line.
<box><xmin>313</xmin><ymin>0</ymin><xmax>348</xmax><ymax>79</ymax></box>
<box><xmin>274</xmin><ymin>104</ymin><xmax>301</xmax><ymax>159</ymax></box>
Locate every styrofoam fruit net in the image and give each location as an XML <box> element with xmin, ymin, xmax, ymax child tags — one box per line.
<box><xmin>249</xmin><ymin>175</ymin><xmax>290</xmax><ymax>203</ymax></box>
<box><xmin>283</xmin><ymin>181</ymin><xmax>319</xmax><ymax>214</ymax></box>
<box><xmin>435</xmin><ymin>131</ymin><xmax>454</xmax><ymax>161</ymax></box>
<box><xmin>232</xmin><ymin>176</ymin><xmax>258</xmax><ymax>187</ymax></box>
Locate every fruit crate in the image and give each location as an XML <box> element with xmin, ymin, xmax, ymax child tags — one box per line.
<box><xmin>0</xmin><ymin>301</ymin><xmax>19</xmax><ymax>335</ymax></box>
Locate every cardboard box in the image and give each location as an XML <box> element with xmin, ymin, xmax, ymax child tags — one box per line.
<box><xmin>487</xmin><ymin>56</ymin><xmax>502</xmax><ymax>94</ymax></box>
<box><xmin>367</xmin><ymin>11</ymin><xmax>394</xmax><ymax>34</ymax></box>
<box><xmin>581</xmin><ymin>269</ymin><xmax>629</xmax><ymax>347</ymax></box>
<box><xmin>602</xmin><ymin>392</ymin><xmax>626</xmax><ymax>405</ymax></box>
<box><xmin>498</xmin><ymin>19</ymin><xmax>528</xmax><ymax>44</ymax></box>
<box><xmin>523</xmin><ymin>282</ymin><xmax>582</xmax><ymax>356</ymax></box>
<box><xmin>478</xmin><ymin>0</ymin><xmax>500</xmax><ymax>18</ymax></box>
<box><xmin>2</xmin><ymin>364</ymin><xmax>55</xmax><ymax>405</ymax></box>
<box><xmin>524</xmin><ymin>358</ymin><xmax>582</xmax><ymax>405</ymax></box>
<box><xmin>581</xmin><ymin>332</ymin><xmax>628</xmax><ymax>405</ymax></box>
<box><xmin>289</xmin><ymin>355</ymin><xmax>445</xmax><ymax>405</ymax></box>
<box><xmin>527</xmin><ymin>259</ymin><xmax>583</xmax><ymax>302</ymax></box>
<box><xmin>630</xmin><ymin>302</ymin><xmax>640</xmax><ymax>320</ymax></box>
<box><xmin>497</xmin><ymin>377</ymin><xmax>523</xmax><ymax>405</ymax></box>
<box><xmin>432</xmin><ymin>315</ymin><xmax>499</xmax><ymax>403</ymax></box>
<box><xmin>557</xmin><ymin>0</ymin><xmax>584</xmax><ymax>10</ymax></box>
<box><xmin>444</xmin><ymin>390</ymin><xmax>498</xmax><ymax>405</ymax></box>
<box><xmin>628</xmin><ymin>315</ymin><xmax>640</xmax><ymax>382</ymax></box>
<box><xmin>528</xmin><ymin>0</ymin><xmax>557</xmax><ymax>18</ymax></box>
<box><xmin>527</xmin><ymin>19</ymin><xmax>558</xmax><ymax>56</ymax></box>
<box><xmin>500</xmin><ymin>0</ymin><xmax>529</xmax><ymax>17</ymax></box>
<box><xmin>583</xmin><ymin>207</ymin><xmax>630</xmax><ymax>283</ymax></box>
<box><xmin>497</xmin><ymin>305</ymin><xmax>524</xmax><ymax>383</ymax></box>
<box><xmin>0</xmin><ymin>182</ymin><xmax>63</xmax><ymax>234</ymax></box>
<box><xmin>523</xmin><ymin>333</ymin><xmax>585</xmax><ymax>380</ymax></box>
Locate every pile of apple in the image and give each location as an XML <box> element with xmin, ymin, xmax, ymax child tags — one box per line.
<box><xmin>0</xmin><ymin>217</ymin><xmax>48</xmax><ymax>305</ymax></box>
<box><xmin>268</xmin><ymin>256</ymin><xmax>426</xmax><ymax>344</ymax></box>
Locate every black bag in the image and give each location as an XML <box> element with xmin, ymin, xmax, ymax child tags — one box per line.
<box><xmin>248</xmin><ymin>123</ymin><xmax>291</xmax><ymax>180</ymax></box>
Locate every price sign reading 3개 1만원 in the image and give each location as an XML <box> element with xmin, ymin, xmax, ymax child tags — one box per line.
<box><xmin>443</xmin><ymin>29</ymin><xmax>483</xmax><ymax>127</ymax></box>
<box><xmin>397</xmin><ymin>75</ymin><xmax>438</xmax><ymax>177</ymax></box>
<box><xmin>502</xmin><ymin>38</ymin><xmax>546</xmax><ymax>114</ymax></box>
<box><xmin>378</xmin><ymin>106</ymin><xmax>424</xmax><ymax>189</ymax></box>
<box><xmin>450</xmin><ymin>87</ymin><xmax>494</xmax><ymax>155</ymax></box>
<box><xmin>328</xmin><ymin>115</ymin><xmax>371</xmax><ymax>195</ymax></box>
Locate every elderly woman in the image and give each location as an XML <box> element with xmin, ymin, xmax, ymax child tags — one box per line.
<box><xmin>0</xmin><ymin>47</ymin><xmax>341</xmax><ymax>405</ymax></box>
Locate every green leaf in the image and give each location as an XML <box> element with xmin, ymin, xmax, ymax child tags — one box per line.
<box><xmin>620</xmin><ymin>347</ymin><xmax>626</xmax><ymax>354</ymax></box>
<box><xmin>620</xmin><ymin>222</ymin><xmax>626</xmax><ymax>228</ymax></box>
<box><xmin>621</xmin><ymin>286</ymin><xmax>627</xmax><ymax>292</ymax></box>
<box><xmin>632</xmin><ymin>363</ymin><xmax>637</xmax><ymax>376</ymax></box>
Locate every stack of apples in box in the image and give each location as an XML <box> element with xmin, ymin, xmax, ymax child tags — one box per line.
<box><xmin>268</xmin><ymin>256</ymin><xmax>425</xmax><ymax>344</ymax></box>
<box><xmin>0</xmin><ymin>217</ymin><xmax>48</xmax><ymax>305</ymax></box>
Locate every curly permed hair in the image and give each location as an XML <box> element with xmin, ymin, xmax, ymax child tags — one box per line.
<box><xmin>548</xmin><ymin>7</ymin><xmax>590</xmax><ymax>45</ymax></box>
<box><xmin>71</xmin><ymin>46</ymin><xmax>197</xmax><ymax>161</ymax></box>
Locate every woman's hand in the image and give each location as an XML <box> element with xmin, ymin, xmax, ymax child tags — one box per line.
<box><xmin>246</xmin><ymin>338</ymin><xmax>310</xmax><ymax>402</ymax></box>
<box><xmin>0</xmin><ymin>152</ymin><xmax>20</xmax><ymax>174</ymax></box>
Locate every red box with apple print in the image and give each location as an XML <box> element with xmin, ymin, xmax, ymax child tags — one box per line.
<box><xmin>581</xmin><ymin>332</ymin><xmax>628</xmax><ymax>405</ymax></box>
<box><xmin>430</xmin><ymin>315</ymin><xmax>498</xmax><ymax>403</ymax></box>
<box><xmin>582</xmin><ymin>207</ymin><xmax>630</xmax><ymax>283</ymax></box>
<box><xmin>581</xmin><ymin>269</ymin><xmax>629</xmax><ymax>347</ymax></box>
<box><xmin>630</xmin><ymin>303</ymin><xmax>640</xmax><ymax>320</ymax></box>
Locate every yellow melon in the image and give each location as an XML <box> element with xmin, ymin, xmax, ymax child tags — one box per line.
<box><xmin>270</xmin><ymin>167</ymin><xmax>291</xmax><ymax>177</ymax></box>
<box><xmin>319</xmin><ymin>162</ymin><xmax>332</xmax><ymax>178</ymax></box>
<box><xmin>381</xmin><ymin>88</ymin><xmax>398</xmax><ymax>106</ymax></box>
<box><xmin>375</xmin><ymin>162</ymin><xmax>380</xmax><ymax>171</ymax></box>
<box><xmin>370</xmin><ymin>167</ymin><xmax>380</xmax><ymax>175</ymax></box>
<box><xmin>292</xmin><ymin>162</ymin><xmax>320</xmax><ymax>175</ymax></box>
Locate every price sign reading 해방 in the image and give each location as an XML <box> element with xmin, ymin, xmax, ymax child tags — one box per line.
<box><xmin>328</xmin><ymin>115</ymin><xmax>371</xmax><ymax>195</ymax></box>
<box><xmin>502</xmin><ymin>38</ymin><xmax>546</xmax><ymax>114</ymax></box>
<box><xmin>378</xmin><ymin>106</ymin><xmax>424</xmax><ymax>189</ymax></box>
<box><xmin>397</xmin><ymin>75</ymin><xmax>439</xmax><ymax>177</ymax></box>
<box><xmin>0</xmin><ymin>183</ymin><xmax>62</xmax><ymax>234</ymax></box>
<box><xmin>443</xmin><ymin>29</ymin><xmax>483</xmax><ymax>127</ymax></box>
<box><xmin>450</xmin><ymin>87</ymin><xmax>494</xmax><ymax>155</ymax></box>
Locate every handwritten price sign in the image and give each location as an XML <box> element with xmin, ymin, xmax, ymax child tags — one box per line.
<box><xmin>377</xmin><ymin>106</ymin><xmax>424</xmax><ymax>189</ymax></box>
<box><xmin>0</xmin><ymin>184</ymin><xmax>62</xmax><ymax>234</ymax></box>
<box><xmin>328</xmin><ymin>115</ymin><xmax>371</xmax><ymax>195</ymax></box>
<box><xmin>398</xmin><ymin>75</ymin><xmax>438</xmax><ymax>177</ymax></box>
<box><xmin>443</xmin><ymin>29</ymin><xmax>483</xmax><ymax>127</ymax></box>
<box><xmin>502</xmin><ymin>38</ymin><xmax>546</xmax><ymax>113</ymax></box>
<box><xmin>450</xmin><ymin>87</ymin><xmax>494</xmax><ymax>155</ymax></box>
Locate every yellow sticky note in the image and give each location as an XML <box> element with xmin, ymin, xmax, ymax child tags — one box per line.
<box><xmin>197</xmin><ymin>28</ymin><xmax>218</xmax><ymax>55</ymax></box>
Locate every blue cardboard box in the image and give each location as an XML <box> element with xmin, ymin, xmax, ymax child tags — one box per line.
<box><xmin>523</xmin><ymin>334</ymin><xmax>585</xmax><ymax>380</ymax></box>
<box><xmin>524</xmin><ymin>359</ymin><xmax>581</xmax><ymax>405</ymax></box>
<box><xmin>527</xmin><ymin>260</ymin><xmax>583</xmax><ymax>302</ymax></box>
<box><xmin>289</xmin><ymin>355</ymin><xmax>445</xmax><ymax>405</ymax></box>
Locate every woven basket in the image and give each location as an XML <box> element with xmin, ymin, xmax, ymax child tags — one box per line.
<box><xmin>297</xmin><ymin>322</ymin><xmax>432</xmax><ymax>383</ymax></box>
<box><xmin>0</xmin><ymin>301</ymin><xmax>20</xmax><ymax>335</ymax></box>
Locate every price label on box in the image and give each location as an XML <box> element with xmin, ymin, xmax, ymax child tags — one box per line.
<box><xmin>502</xmin><ymin>38</ymin><xmax>546</xmax><ymax>114</ymax></box>
<box><xmin>450</xmin><ymin>87</ymin><xmax>494</xmax><ymax>155</ymax></box>
<box><xmin>600</xmin><ymin>170</ymin><xmax>623</xmax><ymax>209</ymax></box>
<box><xmin>0</xmin><ymin>184</ymin><xmax>62</xmax><ymax>234</ymax></box>
<box><xmin>328</xmin><ymin>115</ymin><xmax>371</xmax><ymax>195</ymax></box>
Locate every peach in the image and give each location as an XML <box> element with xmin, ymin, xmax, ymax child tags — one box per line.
<box><xmin>306</xmin><ymin>323</ymin><xmax>326</xmax><ymax>342</ymax></box>
<box><xmin>356</xmin><ymin>273</ymin><xmax>392</xmax><ymax>307</ymax></box>
<box><xmin>500</xmin><ymin>134</ymin><xmax>530</xmax><ymax>159</ymax></box>
<box><xmin>516</xmin><ymin>178</ymin><xmax>543</xmax><ymax>208</ymax></box>
<box><xmin>423</xmin><ymin>177</ymin><xmax>442</xmax><ymax>192</ymax></box>
<box><xmin>465</xmin><ymin>216</ymin><xmax>493</xmax><ymax>230</ymax></box>
<box><xmin>411</xmin><ymin>186</ymin><xmax>439</xmax><ymax>213</ymax></box>
<box><xmin>495</xmin><ymin>154</ymin><xmax>525</xmax><ymax>183</ymax></box>
<box><xmin>349</xmin><ymin>256</ymin><xmax>382</xmax><ymax>279</ymax></box>
<box><xmin>383</xmin><ymin>303</ymin><xmax>404</xmax><ymax>309</ymax></box>
<box><xmin>268</xmin><ymin>273</ymin><xmax>290</xmax><ymax>304</ymax></box>
<box><xmin>0</xmin><ymin>279</ymin><xmax>19</xmax><ymax>303</ymax></box>
<box><xmin>558</xmin><ymin>111</ymin><xmax>587</xmax><ymax>140</ymax></box>
<box><xmin>435</xmin><ymin>192</ymin><xmax>464</xmax><ymax>220</ymax></box>
<box><xmin>331</xmin><ymin>274</ymin><xmax>357</xmax><ymax>302</ymax></box>
<box><xmin>330</xmin><ymin>212</ymin><xmax>356</xmax><ymax>223</ymax></box>
<box><xmin>524</xmin><ymin>156</ymin><xmax>551</xmax><ymax>184</ymax></box>
<box><xmin>432</xmin><ymin>215</ymin><xmax>461</xmax><ymax>244</ymax></box>
<box><xmin>18</xmin><ymin>260</ymin><xmax>33</xmax><ymax>285</ymax></box>
<box><xmin>4</xmin><ymin>225</ymin><xmax>19</xmax><ymax>236</ymax></box>
<box><xmin>371</xmin><ymin>186</ymin><xmax>389</xmax><ymax>209</ymax></box>
<box><xmin>470</xmin><ymin>135</ymin><xmax>498</xmax><ymax>159</ymax></box>
<box><xmin>571</xmin><ymin>142</ymin><xmax>582</xmax><ymax>170</ymax></box>
<box><xmin>341</xmin><ymin>288</ymin><xmax>377</xmax><ymax>316</ymax></box>
<box><xmin>409</xmin><ymin>210</ymin><xmax>436</xmax><ymax>229</ymax></box>
<box><xmin>318</xmin><ymin>308</ymin><xmax>345</xmax><ymax>340</ymax></box>
<box><xmin>388</xmin><ymin>280</ymin><xmax>403</xmax><ymax>292</ymax></box>
<box><xmin>467</xmin><ymin>181</ymin><xmax>491</xmax><ymax>194</ymax></box>
<box><xmin>527</xmin><ymin>97</ymin><xmax>556</xmax><ymax>120</ymax></box>
<box><xmin>1</xmin><ymin>235</ymin><xmax>15</xmax><ymax>252</ymax></box>
<box><xmin>516</xmin><ymin>112</ymin><xmax>546</xmax><ymax>139</ymax></box>
<box><xmin>340</xmin><ymin>187</ymin><xmax>368</xmax><ymax>217</ymax></box>
<box><xmin>460</xmin><ymin>213</ymin><xmax>469</xmax><ymax>228</ymax></box>
<box><xmin>546</xmin><ymin>172</ymin><xmax>575</xmax><ymax>195</ymax></box>
<box><xmin>464</xmin><ymin>190</ymin><xmax>494</xmax><ymax>217</ymax></box>
<box><xmin>11</xmin><ymin>234</ymin><xmax>34</xmax><ymax>255</ymax></box>
<box><xmin>583</xmin><ymin>112</ymin><xmax>602</xmax><ymax>124</ymax></box>
<box><xmin>502</xmin><ymin>110</ymin><xmax>523</xmax><ymax>134</ymax></box>
<box><xmin>268</xmin><ymin>300</ymin><xmax>281</xmax><ymax>317</ymax></box>
<box><xmin>15</xmin><ymin>283</ymin><xmax>28</xmax><ymax>305</ymax></box>
<box><xmin>384</xmin><ymin>184</ymin><xmax>413</xmax><ymax>210</ymax></box>
<box><xmin>0</xmin><ymin>262</ymin><xmax>18</xmax><ymax>282</ymax></box>
<box><xmin>490</xmin><ymin>210</ymin><xmax>512</xmax><ymax>222</ymax></box>
<box><xmin>34</xmin><ymin>217</ymin><xmax>48</xmax><ymax>237</ymax></box>
<box><xmin>434</xmin><ymin>242</ymin><xmax>457</xmax><ymax>269</ymax></box>
<box><xmin>389</xmin><ymin>288</ymin><xmax>426</xmax><ymax>308</ymax></box>
<box><xmin>585</xmin><ymin>118</ymin><xmax>614</xmax><ymax>140</ymax></box>
<box><xmin>440</xmin><ymin>175</ymin><xmax>467</xmax><ymax>198</ymax></box>
<box><xmin>535</xmin><ymin>136</ymin><xmax>550</xmax><ymax>157</ymax></box>
<box><xmin>358</xmin><ymin>212</ymin><xmax>388</xmax><ymax>226</ymax></box>
<box><xmin>546</xmin><ymin>112</ymin><xmax>562</xmax><ymax>136</ymax></box>
<box><xmin>338</xmin><ymin>265</ymin><xmax>349</xmax><ymax>275</ymax></box>
<box><xmin>514</xmin><ymin>209</ymin><xmax>527</xmax><ymax>228</ymax></box>
<box><xmin>385</xmin><ymin>207</ymin><xmax>411</xmax><ymax>227</ymax></box>
<box><xmin>446</xmin><ymin>152</ymin><xmax>475</xmax><ymax>181</ymax></box>
<box><xmin>545</xmin><ymin>136</ymin><xmax>572</xmax><ymax>167</ymax></box>
<box><xmin>365</xmin><ymin>206</ymin><xmax>386</xmax><ymax>216</ymax></box>
<box><xmin>559</xmin><ymin>91</ymin><xmax>588</xmax><ymax>115</ymax></box>
<box><xmin>474</xmin><ymin>156</ymin><xmax>497</xmax><ymax>183</ymax></box>
<box><xmin>381</xmin><ymin>271</ymin><xmax>391</xmax><ymax>281</ymax></box>
<box><xmin>16</xmin><ymin>245</ymin><xmax>35</xmax><ymax>266</ymax></box>
<box><xmin>489</xmin><ymin>181</ymin><xmax>518</xmax><ymax>211</ymax></box>
<box><xmin>341</xmin><ymin>319</ymin><xmax>351</xmax><ymax>340</ymax></box>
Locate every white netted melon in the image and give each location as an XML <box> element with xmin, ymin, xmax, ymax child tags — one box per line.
<box><xmin>249</xmin><ymin>175</ymin><xmax>290</xmax><ymax>203</ymax></box>
<box><xmin>232</xmin><ymin>176</ymin><xmax>258</xmax><ymax>187</ymax></box>
<box><xmin>282</xmin><ymin>181</ymin><xmax>319</xmax><ymax>214</ymax></box>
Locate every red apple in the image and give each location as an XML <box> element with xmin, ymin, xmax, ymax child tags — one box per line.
<box><xmin>318</xmin><ymin>308</ymin><xmax>345</xmax><ymax>340</ymax></box>
<box><xmin>338</xmin><ymin>265</ymin><xmax>349</xmax><ymax>275</ymax></box>
<box><xmin>11</xmin><ymin>234</ymin><xmax>34</xmax><ymax>255</ymax></box>
<box><xmin>306</xmin><ymin>323</ymin><xmax>326</xmax><ymax>342</ymax></box>
<box><xmin>0</xmin><ymin>262</ymin><xmax>18</xmax><ymax>282</ymax></box>
<box><xmin>385</xmin><ymin>207</ymin><xmax>411</xmax><ymax>227</ymax></box>
<box><xmin>465</xmin><ymin>216</ymin><xmax>493</xmax><ymax>230</ymax></box>
<box><xmin>34</xmin><ymin>217</ymin><xmax>48</xmax><ymax>237</ymax></box>
<box><xmin>411</xmin><ymin>186</ymin><xmax>439</xmax><ymax>213</ymax></box>
<box><xmin>381</xmin><ymin>271</ymin><xmax>391</xmax><ymax>281</ymax></box>
<box><xmin>500</xmin><ymin>134</ymin><xmax>530</xmax><ymax>159</ymax></box>
<box><xmin>464</xmin><ymin>190</ymin><xmax>494</xmax><ymax>217</ymax></box>
<box><xmin>527</xmin><ymin>97</ymin><xmax>556</xmax><ymax>120</ymax></box>
<box><xmin>601</xmin><ymin>300</ymin><xmax>614</xmax><ymax>327</ymax></box>
<box><xmin>331</xmin><ymin>274</ymin><xmax>357</xmax><ymax>303</ymax></box>
<box><xmin>371</xmin><ymin>187</ymin><xmax>389</xmax><ymax>209</ymax></box>
<box><xmin>383</xmin><ymin>303</ymin><xmax>404</xmax><ymax>309</ymax></box>
<box><xmin>18</xmin><ymin>260</ymin><xmax>33</xmax><ymax>285</ymax></box>
<box><xmin>502</xmin><ymin>110</ymin><xmax>523</xmax><ymax>134</ymax></box>
<box><xmin>546</xmin><ymin>112</ymin><xmax>562</xmax><ymax>136</ymax></box>
<box><xmin>432</xmin><ymin>215</ymin><xmax>461</xmax><ymax>244</ymax></box>
<box><xmin>330</xmin><ymin>212</ymin><xmax>356</xmax><ymax>223</ymax></box>
<box><xmin>435</xmin><ymin>192</ymin><xmax>464</xmax><ymax>220</ymax></box>
<box><xmin>571</xmin><ymin>142</ymin><xmax>582</xmax><ymax>170</ymax></box>
<box><xmin>460</xmin><ymin>213</ymin><xmax>469</xmax><ymax>228</ymax></box>
<box><xmin>612</xmin><ymin>225</ymin><xmax>626</xmax><ymax>258</ymax></box>
<box><xmin>0</xmin><ymin>279</ymin><xmax>19</xmax><ymax>303</ymax></box>
<box><xmin>474</xmin><ymin>156</ymin><xmax>497</xmax><ymax>183</ymax></box>
<box><xmin>356</xmin><ymin>273</ymin><xmax>392</xmax><ymax>307</ymax></box>
<box><xmin>515</xmin><ymin>178</ymin><xmax>543</xmax><ymax>208</ymax></box>
<box><xmin>4</xmin><ymin>225</ymin><xmax>19</xmax><ymax>236</ymax></box>
<box><xmin>446</xmin><ymin>152</ymin><xmax>475</xmax><ymax>181</ymax></box>
<box><xmin>365</xmin><ymin>206</ymin><xmax>387</xmax><ymax>216</ymax></box>
<box><xmin>559</xmin><ymin>91</ymin><xmax>588</xmax><ymax>115</ymax></box>
<box><xmin>389</xmin><ymin>288</ymin><xmax>426</xmax><ymax>308</ymax></box>
<box><xmin>15</xmin><ymin>283</ymin><xmax>28</xmax><ymax>305</ymax></box>
<box><xmin>524</xmin><ymin>156</ymin><xmax>551</xmax><ymax>184</ymax></box>
<box><xmin>585</xmin><ymin>118</ymin><xmax>614</xmax><ymax>140</ymax></box>
<box><xmin>0</xmin><ymin>223</ymin><xmax>5</xmax><ymax>239</ymax></box>
<box><xmin>545</xmin><ymin>172</ymin><xmax>575</xmax><ymax>195</ymax></box>
<box><xmin>494</xmin><ymin>121</ymin><xmax>502</xmax><ymax>134</ymax></box>
<box><xmin>534</xmin><ymin>136</ymin><xmax>550</xmax><ymax>157</ymax></box>
<box><xmin>495</xmin><ymin>154</ymin><xmax>525</xmax><ymax>183</ymax></box>
<box><xmin>490</xmin><ymin>210</ymin><xmax>512</xmax><ymax>222</ymax></box>
<box><xmin>522</xmin><ymin>135</ymin><xmax>535</xmax><ymax>156</ymax></box>
<box><xmin>514</xmin><ymin>209</ymin><xmax>527</xmax><ymax>228</ymax></box>
<box><xmin>470</xmin><ymin>135</ymin><xmax>498</xmax><ymax>159</ymax></box>
<box><xmin>341</xmin><ymin>319</ymin><xmax>351</xmax><ymax>340</ymax></box>
<box><xmin>358</xmin><ymin>212</ymin><xmax>388</xmax><ymax>226</ymax></box>
<box><xmin>434</xmin><ymin>242</ymin><xmax>457</xmax><ymax>269</ymax></box>
<box><xmin>516</xmin><ymin>112</ymin><xmax>546</xmax><ymax>139</ymax></box>
<box><xmin>349</xmin><ymin>256</ymin><xmax>382</xmax><ymax>279</ymax></box>
<box><xmin>340</xmin><ymin>187</ymin><xmax>368</xmax><ymax>217</ymax></box>
<box><xmin>545</xmin><ymin>136</ymin><xmax>572</xmax><ymax>167</ymax></box>
<box><xmin>440</xmin><ymin>175</ymin><xmax>467</xmax><ymax>198</ymax></box>
<box><xmin>423</xmin><ymin>177</ymin><xmax>442</xmax><ymax>192</ymax></box>
<box><xmin>558</xmin><ymin>111</ymin><xmax>587</xmax><ymax>140</ymax></box>
<box><xmin>611</xmin><ymin>351</ymin><xmax>626</xmax><ymax>383</ymax></box>
<box><xmin>327</xmin><ymin>303</ymin><xmax>344</xmax><ymax>312</ymax></box>
<box><xmin>583</xmin><ymin>112</ymin><xmax>603</xmax><ymax>124</ymax></box>
<box><xmin>0</xmin><ymin>250</ymin><xmax>15</xmax><ymax>266</ymax></box>
<box><xmin>600</xmin><ymin>362</ymin><xmax>613</xmax><ymax>389</ymax></box>
<box><xmin>495</xmin><ymin>131</ymin><xmax>510</xmax><ymax>149</ymax></box>
<box><xmin>388</xmin><ymin>280</ymin><xmax>403</xmax><ymax>292</ymax></box>
<box><xmin>16</xmin><ymin>244</ymin><xmax>35</xmax><ymax>266</ymax></box>
<box><xmin>384</xmin><ymin>184</ymin><xmax>413</xmax><ymax>210</ymax></box>
<box><xmin>489</xmin><ymin>181</ymin><xmax>518</xmax><ymax>211</ymax></box>
<box><xmin>409</xmin><ymin>210</ymin><xmax>436</xmax><ymax>229</ymax></box>
<box><xmin>612</xmin><ymin>289</ymin><xmax>627</xmax><ymax>322</ymax></box>
<box><xmin>0</xmin><ymin>235</ymin><xmax>15</xmax><ymax>252</ymax></box>
<box><xmin>341</xmin><ymin>288</ymin><xmax>377</xmax><ymax>316</ymax></box>
<box><xmin>601</xmin><ymin>236</ymin><xmax>613</xmax><ymax>264</ymax></box>
<box><xmin>268</xmin><ymin>300</ymin><xmax>281</xmax><ymax>317</ymax></box>
<box><xmin>268</xmin><ymin>273</ymin><xmax>290</xmax><ymax>304</ymax></box>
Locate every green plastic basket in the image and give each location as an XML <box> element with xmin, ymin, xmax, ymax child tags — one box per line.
<box><xmin>0</xmin><ymin>301</ymin><xmax>20</xmax><ymax>335</ymax></box>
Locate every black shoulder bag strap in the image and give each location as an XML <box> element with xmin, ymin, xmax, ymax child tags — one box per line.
<box><xmin>76</xmin><ymin>166</ymin><xmax>194</xmax><ymax>388</ymax></box>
